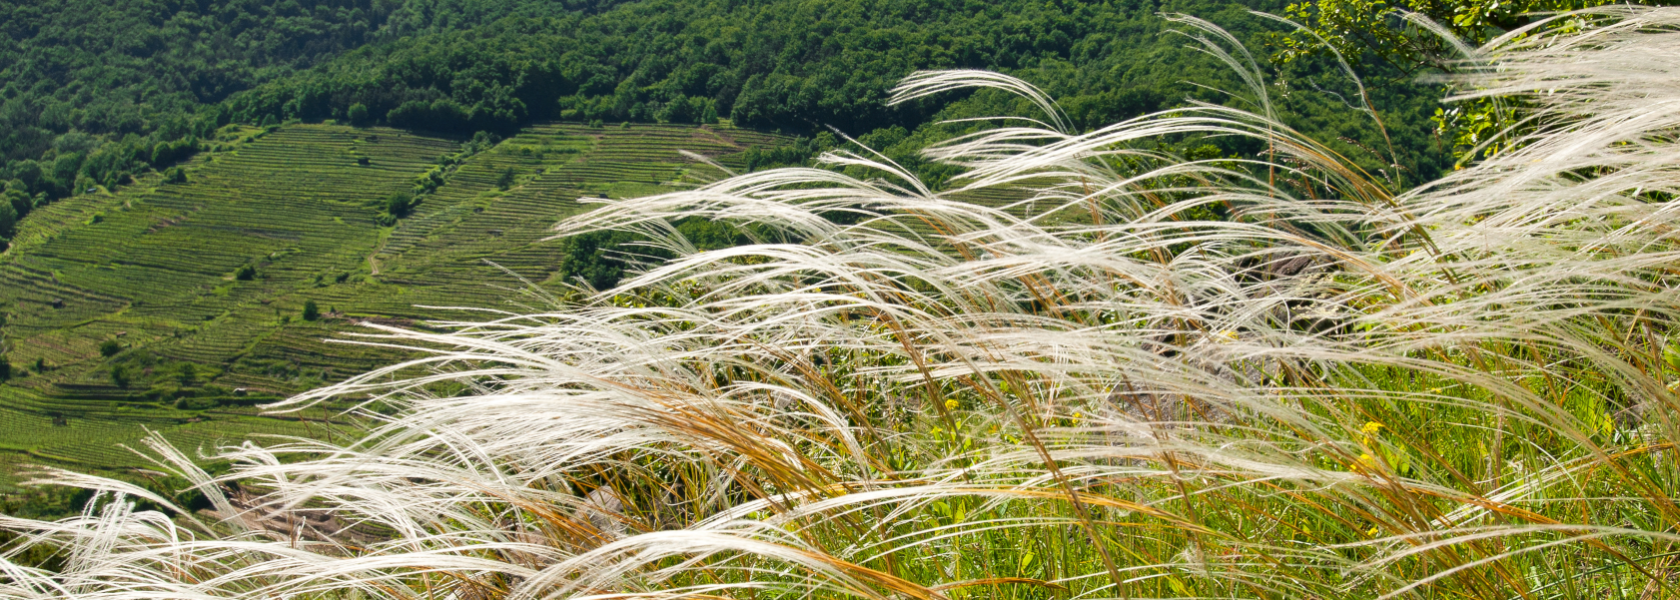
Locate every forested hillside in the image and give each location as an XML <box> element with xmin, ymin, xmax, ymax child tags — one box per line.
<box><xmin>1</xmin><ymin>0</ymin><xmax>1454</xmax><ymax>245</ymax></box>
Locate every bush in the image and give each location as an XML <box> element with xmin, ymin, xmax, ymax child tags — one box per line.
<box><xmin>109</xmin><ymin>364</ymin><xmax>131</xmax><ymax>389</ymax></box>
<box><xmin>174</xmin><ymin>396</ymin><xmax>216</xmax><ymax>411</ymax></box>
<box><xmin>0</xmin><ymin>198</ymin><xmax>15</xmax><ymax>240</ymax></box>
<box><xmin>141</xmin><ymin>387</ymin><xmax>173</xmax><ymax>403</ymax></box>
<box><xmin>302</xmin><ymin>300</ymin><xmax>320</xmax><ymax>321</ymax></box>
<box><xmin>98</xmin><ymin>340</ymin><xmax>121</xmax><ymax>357</ymax></box>
<box><xmin>4</xmin><ymin>188</ymin><xmax>30</xmax><ymax>222</ymax></box>
<box><xmin>0</xmin><ymin>355</ymin><xmax>11</xmax><ymax>381</ymax></box>
<box><xmin>347</xmin><ymin>102</ymin><xmax>370</xmax><ymax>126</ymax></box>
<box><xmin>383</xmin><ymin>192</ymin><xmax>417</xmax><ymax>218</ymax></box>
<box><xmin>162</xmin><ymin>167</ymin><xmax>187</xmax><ymax>184</ymax></box>
<box><xmin>497</xmin><ymin>167</ymin><xmax>516</xmax><ymax>190</ymax></box>
<box><xmin>234</xmin><ymin>264</ymin><xmax>256</xmax><ymax>281</ymax></box>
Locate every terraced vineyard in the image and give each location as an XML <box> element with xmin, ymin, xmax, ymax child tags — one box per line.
<box><xmin>0</xmin><ymin>121</ymin><xmax>791</xmax><ymax>489</ymax></box>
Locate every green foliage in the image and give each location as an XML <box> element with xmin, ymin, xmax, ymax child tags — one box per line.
<box><xmin>0</xmin><ymin>0</ymin><xmax>392</xmax><ymax>198</ymax></box>
<box><xmin>496</xmin><ymin>167</ymin><xmax>517</xmax><ymax>190</ymax></box>
<box><xmin>98</xmin><ymin>340</ymin><xmax>121</xmax><ymax>358</ymax></box>
<box><xmin>302</xmin><ymin>300</ymin><xmax>320</xmax><ymax>322</ymax></box>
<box><xmin>243</xmin><ymin>0</ymin><xmax>1253</xmax><ymax>137</ymax></box>
<box><xmin>381</xmin><ymin>192</ymin><xmax>418</xmax><ymax>223</ymax></box>
<box><xmin>0</xmin><ymin>486</ymin><xmax>92</xmax><ymax>520</ymax></box>
<box><xmin>162</xmin><ymin>167</ymin><xmax>188</xmax><ymax>184</ymax></box>
<box><xmin>149</xmin><ymin>138</ymin><xmax>198</xmax><ymax>167</ymax></box>
<box><xmin>4</xmin><ymin>186</ymin><xmax>31</xmax><ymax>222</ymax></box>
<box><xmin>0</xmin><ymin>0</ymin><xmax>1453</xmax><ymax>204</ymax></box>
<box><xmin>175</xmin><ymin>363</ymin><xmax>199</xmax><ymax>387</ymax></box>
<box><xmin>174</xmin><ymin>395</ymin><xmax>217</xmax><ymax>411</ymax></box>
<box><xmin>0</xmin><ymin>356</ymin><xmax>11</xmax><ymax>382</ymax></box>
<box><xmin>108</xmin><ymin>364</ymin><xmax>131</xmax><ymax>389</ymax></box>
<box><xmin>347</xmin><ymin>102</ymin><xmax>371</xmax><ymax>126</ymax></box>
<box><xmin>1276</xmin><ymin>0</ymin><xmax>1644</xmax><ymax>73</ymax></box>
<box><xmin>0</xmin><ymin>195</ymin><xmax>15</xmax><ymax>240</ymax></box>
<box><xmin>558</xmin><ymin>217</ymin><xmax>744</xmax><ymax>290</ymax></box>
<box><xmin>234</xmin><ymin>264</ymin><xmax>257</xmax><ymax>281</ymax></box>
<box><xmin>556</xmin><ymin>230</ymin><xmax>641</xmax><ymax>290</ymax></box>
<box><xmin>1274</xmin><ymin>0</ymin><xmax>1669</xmax><ymax>160</ymax></box>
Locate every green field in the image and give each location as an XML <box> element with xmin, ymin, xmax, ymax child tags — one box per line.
<box><xmin>0</xmin><ymin>121</ymin><xmax>790</xmax><ymax>488</ymax></box>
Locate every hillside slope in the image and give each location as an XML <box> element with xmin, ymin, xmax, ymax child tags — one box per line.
<box><xmin>0</xmin><ymin>0</ymin><xmax>1452</xmax><ymax>224</ymax></box>
<box><xmin>0</xmin><ymin>120</ymin><xmax>789</xmax><ymax>486</ymax></box>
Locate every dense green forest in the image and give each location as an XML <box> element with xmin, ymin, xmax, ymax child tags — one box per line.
<box><xmin>0</xmin><ymin>0</ymin><xmax>1455</xmax><ymax>247</ymax></box>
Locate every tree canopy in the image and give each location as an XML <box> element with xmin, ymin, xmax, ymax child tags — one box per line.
<box><xmin>0</xmin><ymin>0</ymin><xmax>1456</xmax><ymax>238</ymax></box>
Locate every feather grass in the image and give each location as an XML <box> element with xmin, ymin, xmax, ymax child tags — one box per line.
<box><xmin>6</xmin><ymin>8</ymin><xmax>1680</xmax><ymax>599</ymax></box>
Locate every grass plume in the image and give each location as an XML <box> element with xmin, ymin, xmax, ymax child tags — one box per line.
<box><xmin>5</xmin><ymin>7</ymin><xmax>1680</xmax><ymax>600</ymax></box>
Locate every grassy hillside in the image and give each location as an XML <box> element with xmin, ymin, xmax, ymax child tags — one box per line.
<box><xmin>0</xmin><ymin>119</ymin><xmax>790</xmax><ymax>487</ymax></box>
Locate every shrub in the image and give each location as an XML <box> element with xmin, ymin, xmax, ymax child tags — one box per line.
<box><xmin>4</xmin><ymin>188</ymin><xmax>30</xmax><ymax>221</ymax></box>
<box><xmin>0</xmin><ymin>355</ymin><xmax>10</xmax><ymax>381</ymax></box>
<box><xmin>346</xmin><ymin>102</ymin><xmax>370</xmax><ymax>126</ymax></box>
<box><xmin>234</xmin><ymin>264</ymin><xmax>256</xmax><ymax>281</ymax></box>
<box><xmin>496</xmin><ymin>167</ymin><xmax>516</xmax><ymax>190</ymax></box>
<box><xmin>383</xmin><ymin>192</ymin><xmax>417</xmax><ymax>218</ymax></box>
<box><xmin>108</xmin><ymin>364</ymin><xmax>130</xmax><ymax>389</ymax></box>
<box><xmin>0</xmin><ymin>197</ymin><xmax>15</xmax><ymax>240</ymax></box>
<box><xmin>162</xmin><ymin>167</ymin><xmax>187</xmax><ymax>184</ymax></box>
<box><xmin>98</xmin><ymin>340</ymin><xmax>121</xmax><ymax>357</ymax></box>
<box><xmin>301</xmin><ymin>300</ymin><xmax>320</xmax><ymax>321</ymax></box>
<box><xmin>174</xmin><ymin>396</ymin><xmax>216</xmax><ymax>411</ymax></box>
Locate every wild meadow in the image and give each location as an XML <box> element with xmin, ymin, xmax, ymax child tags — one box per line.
<box><xmin>4</xmin><ymin>7</ymin><xmax>1680</xmax><ymax>599</ymax></box>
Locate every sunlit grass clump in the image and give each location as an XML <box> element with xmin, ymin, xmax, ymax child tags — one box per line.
<box><xmin>5</xmin><ymin>7</ymin><xmax>1680</xmax><ymax>600</ymax></box>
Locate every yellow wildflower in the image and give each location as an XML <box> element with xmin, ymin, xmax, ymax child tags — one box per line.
<box><xmin>1219</xmin><ymin>330</ymin><xmax>1239</xmax><ymax>342</ymax></box>
<box><xmin>944</xmin><ymin>398</ymin><xmax>959</xmax><ymax>411</ymax></box>
<box><xmin>1360</xmin><ymin>421</ymin><xmax>1384</xmax><ymax>435</ymax></box>
<box><xmin>930</xmin><ymin>427</ymin><xmax>943</xmax><ymax>436</ymax></box>
<box><xmin>1368</xmin><ymin>526</ymin><xmax>1380</xmax><ymax>536</ymax></box>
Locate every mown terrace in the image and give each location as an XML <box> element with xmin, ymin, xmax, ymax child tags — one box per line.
<box><xmin>0</xmin><ymin>121</ymin><xmax>792</xmax><ymax>489</ymax></box>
